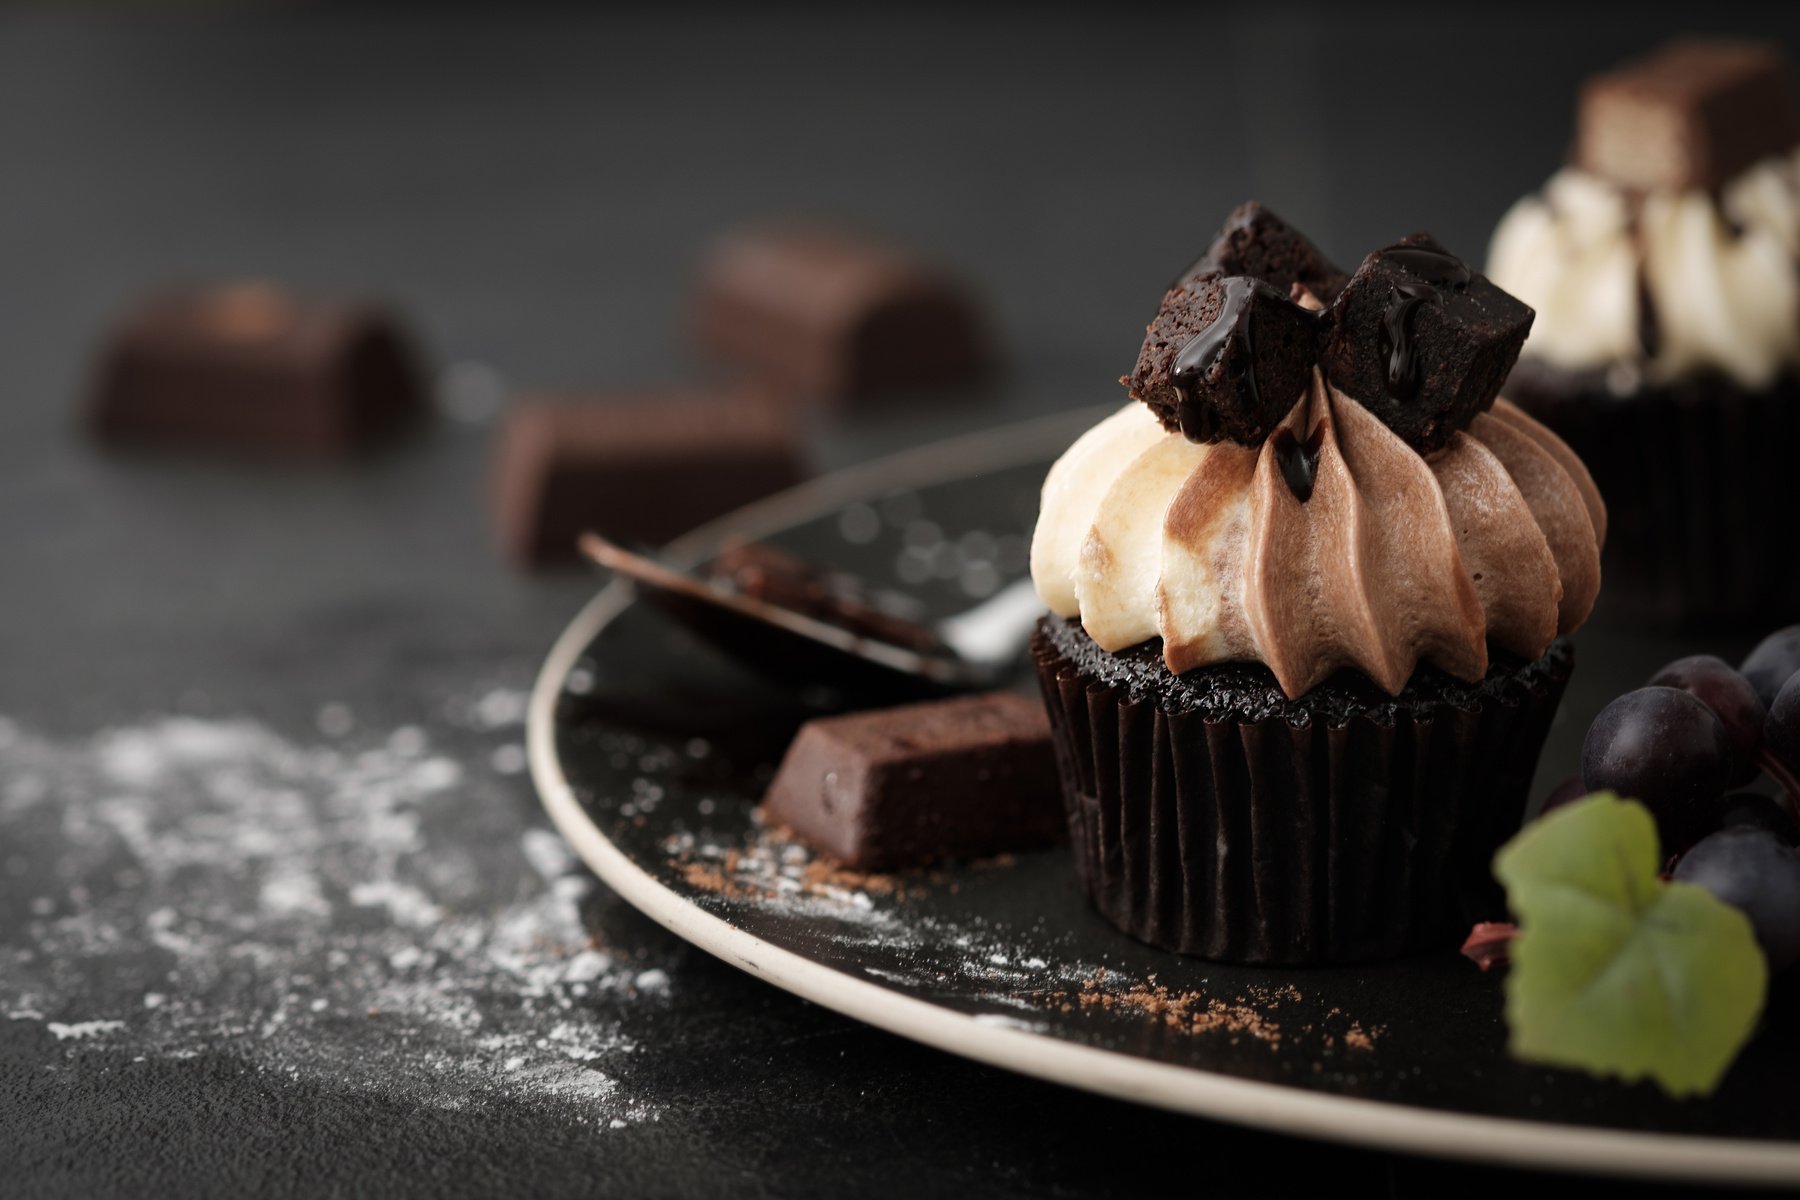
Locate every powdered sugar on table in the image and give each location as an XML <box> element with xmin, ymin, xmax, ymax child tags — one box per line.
<box><xmin>0</xmin><ymin>695</ymin><xmax>662</xmax><ymax>1128</ymax></box>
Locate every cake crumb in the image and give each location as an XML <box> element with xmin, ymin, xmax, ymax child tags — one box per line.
<box><xmin>667</xmin><ymin>822</ymin><xmax>947</xmax><ymax>910</ymax></box>
<box><xmin>1066</xmin><ymin>976</ymin><xmax>1285</xmax><ymax>1048</ymax></box>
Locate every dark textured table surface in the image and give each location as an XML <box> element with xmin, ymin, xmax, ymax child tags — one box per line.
<box><xmin>4</xmin><ymin>7</ymin><xmax>1797</xmax><ymax>1197</ymax></box>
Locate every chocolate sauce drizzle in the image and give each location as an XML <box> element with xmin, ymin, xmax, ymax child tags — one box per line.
<box><xmin>1272</xmin><ymin>422</ymin><xmax>1325</xmax><ymax>502</ymax></box>
<box><xmin>1170</xmin><ymin>277</ymin><xmax>1259</xmax><ymax>440</ymax></box>
<box><xmin>1376</xmin><ymin>243</ymin><xmax>1474</xmax><ymax>400</ymax></box>
<box><xmin>1381</xmin><ymin>282</ymin><xmax>1434</xmax><ymax>399</ymax></box>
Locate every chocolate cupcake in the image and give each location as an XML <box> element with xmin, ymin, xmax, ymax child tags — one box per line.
<box><xmin>1029</xmin><ymin>203</ymin><xmax>1605</xmax><ymax>965</ymax></box>
<box><xmin>1487</xmin><ymin>40</ymin><xmax>1800</xmax><ymax>629</ymax></box>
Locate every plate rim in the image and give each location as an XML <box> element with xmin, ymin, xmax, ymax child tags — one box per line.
<box><xmin>527</xmin><ymin>410</ymin><xmax>1800</xmax><ymax>1187</ymax></box>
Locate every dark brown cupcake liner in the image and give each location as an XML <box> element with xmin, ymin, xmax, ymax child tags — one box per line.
<box><xmin>1031</xmin><ymin>622</ymin><xmax>1572</xmax><ymax>965</ymax></box>
<box><xmin>1507</xmin><ymin>360</ymin><xmax>1800</xmax><ymax>631</ymax></box>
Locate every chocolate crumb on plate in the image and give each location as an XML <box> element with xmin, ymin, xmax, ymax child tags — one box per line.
<box><xmin>89</xmin><ymin>282</ymin><xmax>427</xmax><ymax>458</ymax></box>
<box><xmin>760</xmin><ymin>691</ymin><xmax>1063</xmax><ymax>871</ymax></box>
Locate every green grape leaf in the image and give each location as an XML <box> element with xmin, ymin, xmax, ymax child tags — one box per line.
<box><xmin>1493</xmin><ymin>793</ymin><xmax>1767</xmax><ymax>1097</ymax></box>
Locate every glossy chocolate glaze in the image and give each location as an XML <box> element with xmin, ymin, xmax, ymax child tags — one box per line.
<box><xmin>1272</xmin><ymin>422</ymin><xmax>1325</xmax><ymax>502</ymax></box>
<box><xmin>1170</xmin><ymin>277</ymin><xmax>1320</xmax><ymax>442</ymax></box>
<box><xmin>1171</xmin><ymin>277</ymin><xmax>1259</xmax><ymax>440</ymax></box>
<box><xmin>1375</xmin><ymin>244</ymin><xmax>1474</xmax><ymax>401</ymax></box>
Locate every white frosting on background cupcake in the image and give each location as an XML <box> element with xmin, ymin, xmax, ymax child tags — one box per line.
<box><xmin>1488</xmin><ymin>148</ymin><xmax>1800</xmax><ymax>390</ymax></box>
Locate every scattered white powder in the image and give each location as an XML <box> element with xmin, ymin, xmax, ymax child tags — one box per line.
<box><xmin>349</xmin><ymin>880</ymin><xmax>447</xmax><ymax>929</ymax></box>
<box><xmin>0</xmin><ymin>708</ymin><xmax>668</xmax><ymax>1128</ymax></box>
<box><xmin>521</xmin><ymin>827</ymin><xmax>578</xmax><ymax>882</ymax></box>
<box><xmin>260</xmin><ymin>865</ymin><xmax>329</xmax><ymax>917</ymax></box>
<box><xmin>490</xmin><ymin>744</ymin><xmax>527</xmax><ymax>776</ymax></box>
<box><xmin>48</xmin><ymin>1019</ymin><xmax>126</xmax><ymax>1041</ymax></box>
<box><xmin>470</xmin><ymin>688</ymin><xmax>529</xmax><ymax>731</ymax></box>
<box><xmin>664</xmin><ymin>822</ymin><xmax>1102</xmax><ymax>1013</ymax></box>
<box><xmin>564</xmin><ymin>950</ymin><xmax>615</xmax><ymax>983</ymax></box>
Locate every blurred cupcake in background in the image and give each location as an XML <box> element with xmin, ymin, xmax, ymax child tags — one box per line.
<box><xmin>1489</xmin><ymin>39</ymin><xmax>1800</xmax><ymax>629</ymax></box>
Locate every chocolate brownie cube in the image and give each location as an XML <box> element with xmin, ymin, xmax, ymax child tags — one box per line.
<box><xmin>761</xmin><ymin>691</ymin><xmax>1063</xmax><ymax>870</ymax></box>
<box><xmin>1128</xmin><ymin>274</ymin><xmax>1324</xmax><ymax>444</ymax></box>
<box><xmin>1175</xmin><ymin>200</ymin><xmax>1346</xmax><ymax>301</ymax></box>
<box><xmin>1319</xmin><ymin>235</ymin><xmax>1533</xmax><ymax>452</ymax></box>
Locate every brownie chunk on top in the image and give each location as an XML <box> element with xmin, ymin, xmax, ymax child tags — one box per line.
<box><xmin>1319</xmin><ymin>234</ymin><xmax>1534</xmax><ymax>453</ymax></box>
<box><xmin>1173</xmin><ymin>200</ymin><xmax>1347</xmax><ymax>300</ymax></box>
<box><xmin>1130</xmin><ymin>207</ymin><xmax>1535</xmax><ymax>454</ymax></box>
<box><xmin>1128</xmin><ymin>274</ymin><xmax>1325</xmax><ymax>445</ymax></box>
<box><xmin>1129</xmin><ymin>203</ymin><xmax>1342</xmax><ymax>445</ymax></box>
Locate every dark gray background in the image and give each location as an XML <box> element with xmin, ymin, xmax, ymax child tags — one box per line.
<box><xmin>3</xmin><ymin>5</ymin><xmax>1796</xmax><ymax>1197</ymax></box>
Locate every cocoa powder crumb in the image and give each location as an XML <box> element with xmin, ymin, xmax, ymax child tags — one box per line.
<box><xmin>1065</xmin><ymin>978</ymin><xmax>1285</xmax><ymax>1048</ymax></box>
<box><xmin>667</xmin><ymin>823</ymin><xmax>935</xmax><ymax>906</ymax></box>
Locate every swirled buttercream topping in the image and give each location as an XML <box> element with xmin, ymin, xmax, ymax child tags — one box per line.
<box><xmin>1487</xmin><ymin>150</ymin><xmax>1800</xmax><ymax>389</ymax></box>
<box><xmin>1030</xmin><ymin>376</ymin><xmax>1605</xmax><ymax>698</ymax></box>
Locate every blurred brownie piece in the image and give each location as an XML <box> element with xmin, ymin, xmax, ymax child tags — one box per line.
<box><xmin>692</xmin><ymin>223</ymin><xmax>988</xmax><ymax>402</ymax></box>
<box><xmin>761</xmin><ymin>691</ymin><xmax>1063</xmax><ymax>870</ymax></box>
<box><xmin>90</xmin><ymin>283</ymin><xmax>426</xmax><ymax>457</ymax></box>
<box><xmin>1575</xmin><ymin>39</ymin><xmax>1800</xmax><ymax>192</ymax></box>
<box><xmin>491</xmin><ymin>390</ymin><xmax>805</xmax><ymax>566</ymax></box>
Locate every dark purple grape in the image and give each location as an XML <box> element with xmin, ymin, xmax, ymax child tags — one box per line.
<box><xmin>1721</xmin><ymin>793</ymin><xmax>1800</xmax><ymax>845</ymax></box>
<box><xmin>1536</xmin><ymin>774</ymin><xmax>1588</xmax><ymax>819</ymax></box>
<box><xmin>1672</xmin><ymin>826</ymin><xmax>1800</xmax><ymax>972</ymax></box>
<box><xmin>1769</xmin><ymin>673</ymin><xmax>1800</xmax><ymax>778</ymax></box>
<box><xmin>1582</xmin><ymin>686</ymin><xmax>1732</xmax><ymax>853</ymax></box>
<box><xmin>1649</xmin><ymin>655</ymin><xmax>1766</xmax><ymax>786</ymax></box>
<box><xmin>1741</xmin><ymin>625</ymin><xmax>1800</xmax><ymax>710</ymax></box>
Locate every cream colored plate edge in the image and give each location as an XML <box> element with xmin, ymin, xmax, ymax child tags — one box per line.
<box><xmin>527</xmin><ymin>407</ymin><xmax>1800</xmax><ymax>1188</ymax></box>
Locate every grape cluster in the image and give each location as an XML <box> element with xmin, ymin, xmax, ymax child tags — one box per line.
<box><xmin>1556</xmin><ymin>625</ymin><xmax>1800</xmax><ymax>971</ymax></box>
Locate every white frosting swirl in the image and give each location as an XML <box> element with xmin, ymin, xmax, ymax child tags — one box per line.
<box><xmin>1487</xmin><ymin>148</ymin><xmax>1800</xmax><ymax>389</ymax></box>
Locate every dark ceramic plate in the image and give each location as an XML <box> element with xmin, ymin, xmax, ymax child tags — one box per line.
<box><xmin>528</xmin><ymin>408</ymin><xmax>1800</xmax><ymax>1186</ymax></box>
